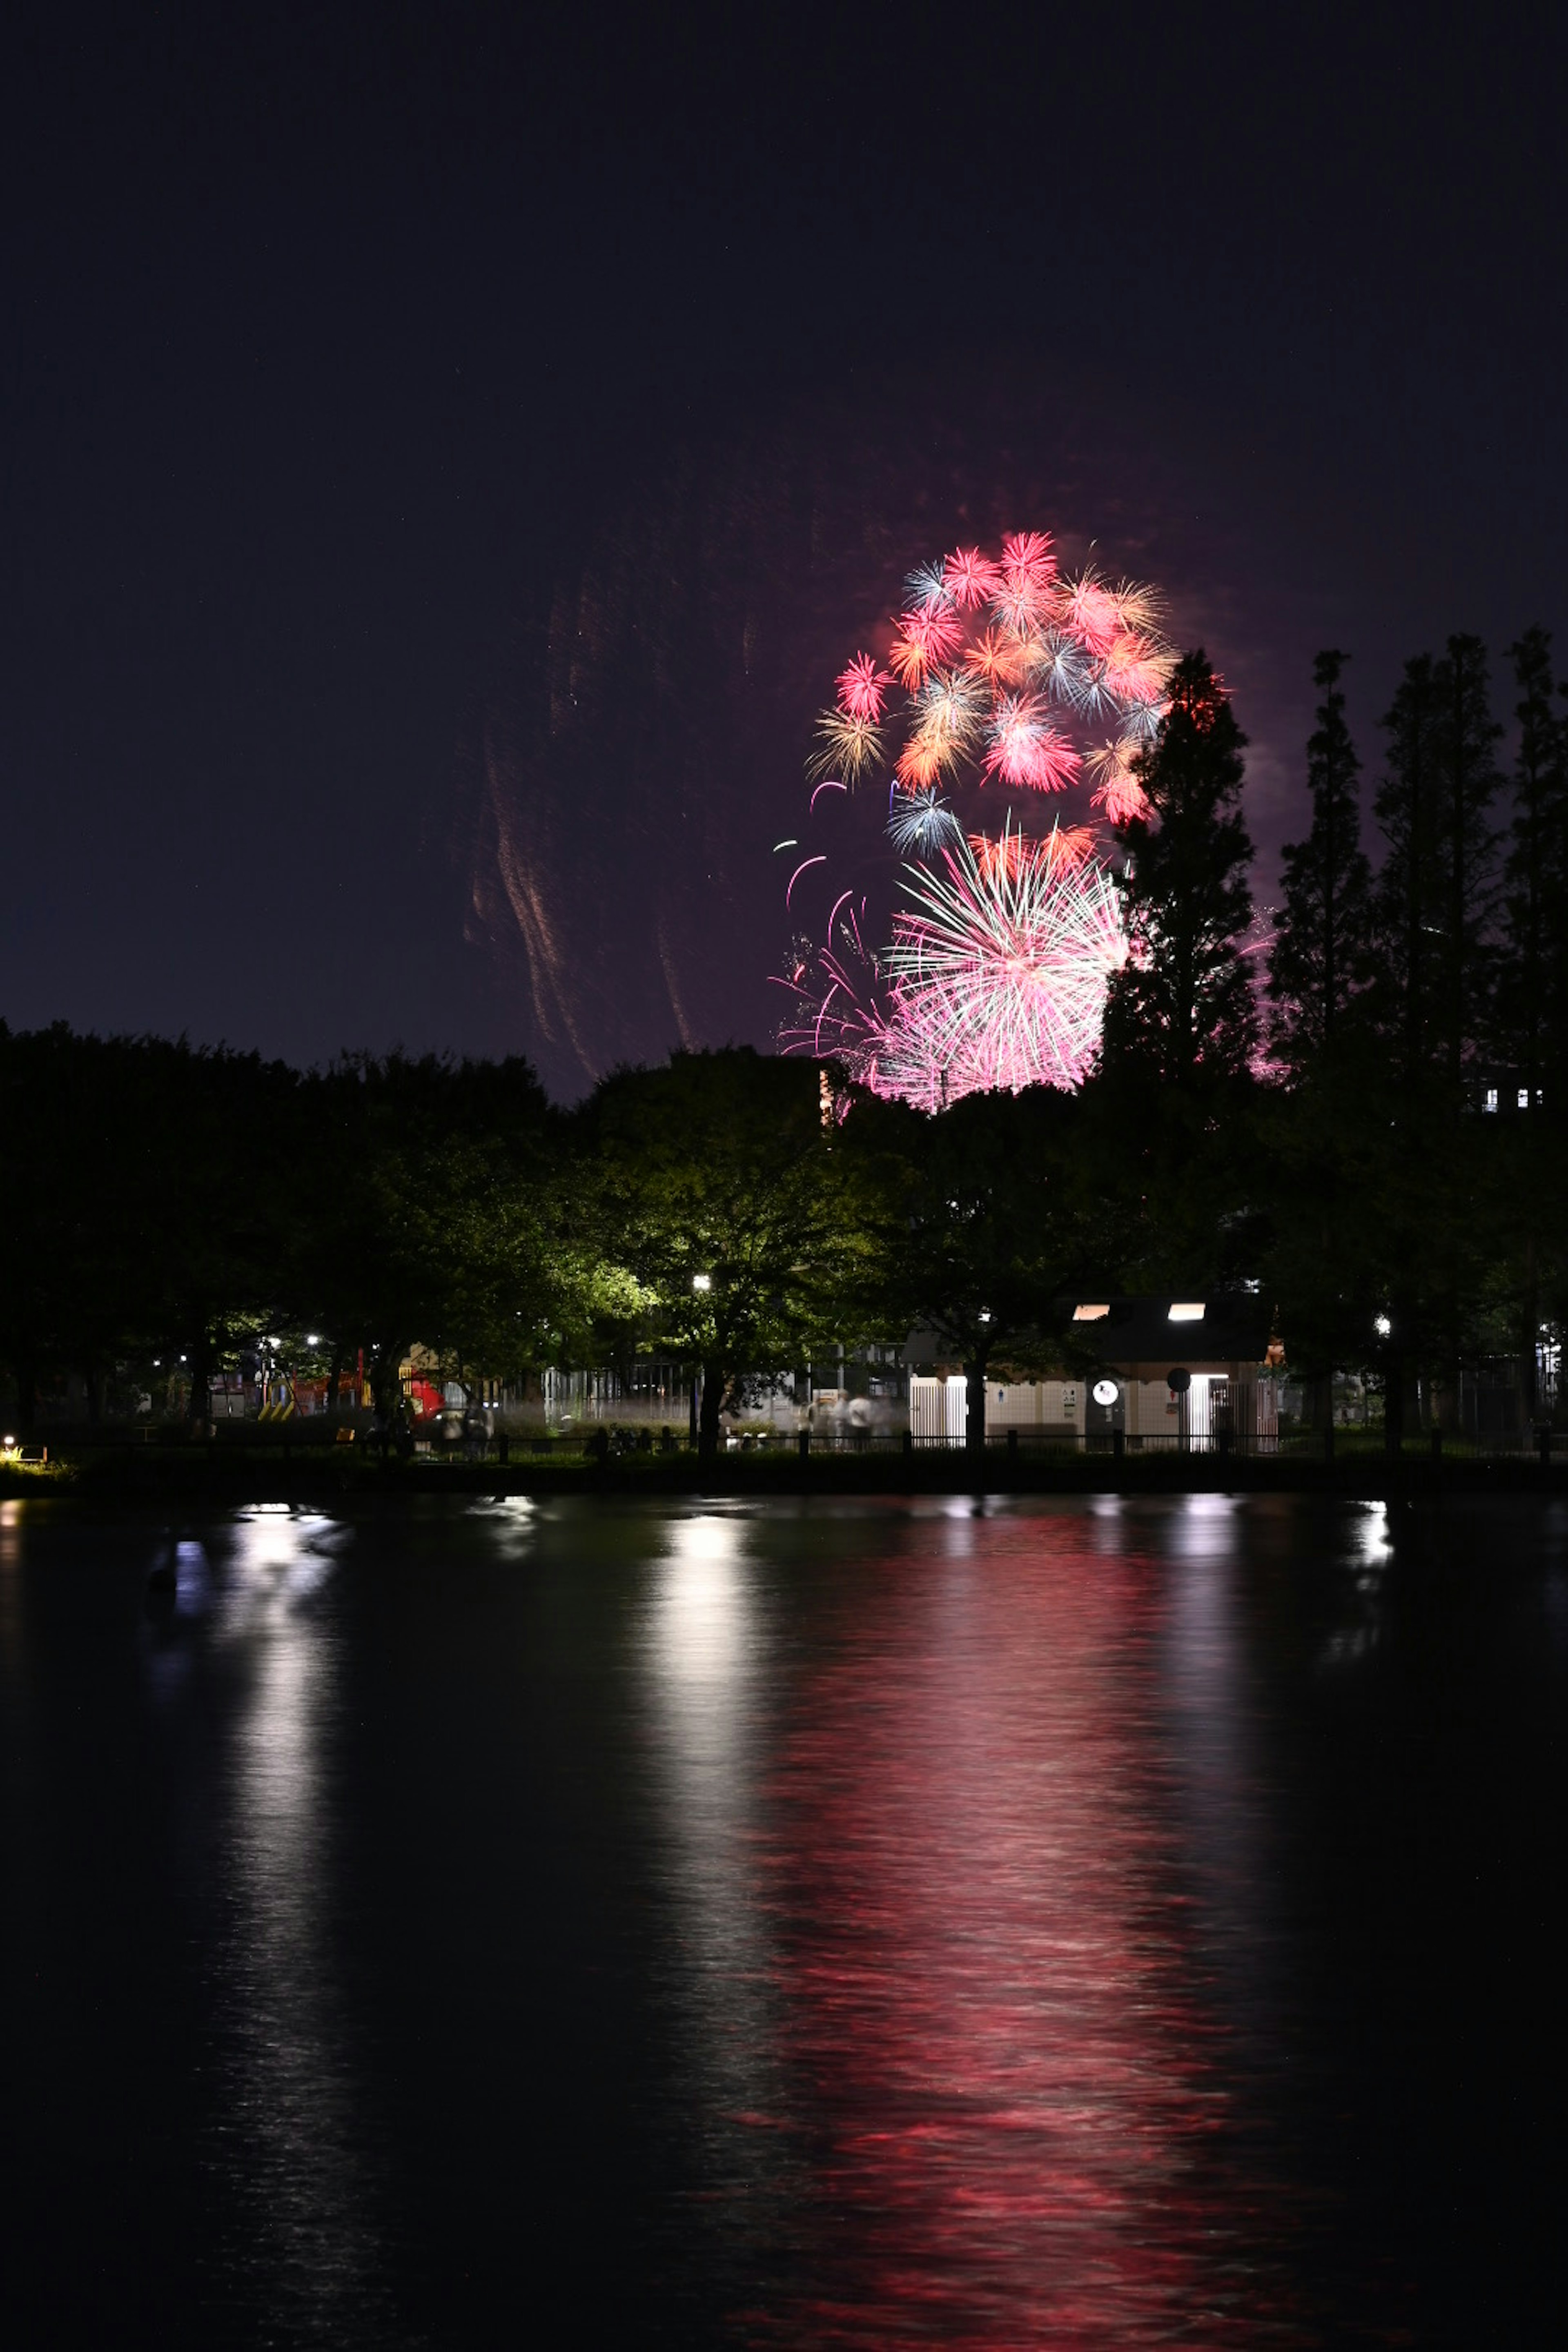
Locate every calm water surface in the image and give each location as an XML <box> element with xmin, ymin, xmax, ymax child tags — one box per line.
<box><xmin>2</xmin><ymin>1492</ymin><xmax>1565</xmax><ymax>2347</ymax></box>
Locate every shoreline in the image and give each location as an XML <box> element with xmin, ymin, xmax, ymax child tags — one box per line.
<box><xmin>4</xmin><ymin>1448</ymin><xmax>1564</xmax><ymax>1508</ymax></box>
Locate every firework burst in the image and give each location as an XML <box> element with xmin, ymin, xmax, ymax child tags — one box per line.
<box><xmin>808</xmin><ymin>707</ymin><xmax>883</xmax><ymax>784</ymax></box>
<box><xmin>982</xmin><ymin>692</ymin><xmax>1080</xmax><ymax>792</ymax></box>
<box><xmin>836</xmin><ymin>651</ymin><xmax>892</xmax><ymax>722</ymax></box>
<box><xmin>888</xmin><ymin>785</ymin><xmax>962</xmax><ymax>853</ymax></box>
<box><xmin>875</xmin><ymin>821</ymin><xmax>1127</xmax><ymax>1102</ymax></box>
<box><xmin>779</xmin><ymin>528</ymin><xmax>1173</xmax><ymax>1105</ymax></box>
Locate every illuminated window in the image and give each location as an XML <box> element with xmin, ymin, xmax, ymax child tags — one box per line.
<box><xmin>1519</xmin><ymin>1088</ymin><xmax>1530</xmax><ymax>1110</ymax></box>
<box><xmin>1484</xmin><ymin>1089</ymin><xmax>1498</xmax><ymax>1113</ymax></box>
<box><xmin>1072</xmin><ymin>1303</ymin><xmax>1109</xmax><ymax>1321</ymax></box>
<box><xmin>1167</xmin><ymin>1302</ymin><xmax>1205</xmax><ymax>1322</ymax></box>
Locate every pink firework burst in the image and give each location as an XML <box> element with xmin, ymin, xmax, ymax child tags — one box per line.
<box><xmin>942</xmin><ymin>545</ymin><xmax>1004</xmax><ymax>608</ymax></box>
<box><xmin>836</xmin><ymin>651</ymin><xmax>892</xmax><ymax>722</ymax></box>
<box><xmin>1061</xmin><ymin>572</ymin><xmax>1125</xmax><ymax>657</ymax></box>
<box><xmin>982</xmin><ymin>693</ymin><xmax>1081</xmax><ymax>792</ymax></box>
<box><xmin>1000</xmin><ymin>529</ymin><xmax>1056</xmax><ymax>587</ymax></box>
<box><xmin>888</xmin><ymin>603</ymin><xmax>965</xmax><ymax>689</ymax></box>
<box><xmin>1085</xmin><ymin>737</ymin><xmax>1151</xmax><ymax>826</ymax></box>
<box><xmin>991</xmin><ymin>529</ymin><xmax>1059</xmax><ymax>631</ymax></box>
<box><xmin>1101</xmin><ymin>633</ymin><xmax>1172</xmax><ymax>708</ymax></box>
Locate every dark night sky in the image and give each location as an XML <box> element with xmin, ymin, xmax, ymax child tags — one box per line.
<box><xmin>4</xmin><ymin>4</ymin><xmax>1566</xmax><ymax>1094</ymax></box>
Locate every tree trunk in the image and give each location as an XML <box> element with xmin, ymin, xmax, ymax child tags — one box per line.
<box><xmin>371</xmin><ymin>1347</ymin><xmax>405</xmax><ymax>1425</ymax></box>
<box><xmin>186</xmin><ymin>1327</ymin><xmax>214</xmax><ymax>1428</ymax></box>
<box><xmin>964</xmin><ymin>1356</ymin><xmax>989</xmax><ymax>1461</ymax></box>
<box><xmin>1384</xmin><ymin>1356</ymin><xmax>1404</xmax><ymax>1457</ymax></box>
<box><xmin>698</xmin><ymin>1358</ymin><xmax>725</xmax><ymax>1464</ymax></box>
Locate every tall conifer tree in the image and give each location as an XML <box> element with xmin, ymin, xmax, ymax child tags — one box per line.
<box><xmin>1267</xmin><ymin>649</ymin><xmax>1372</xmax><ymax>1071</ymax></box>
<box><xmin>1372</xmin><ymin>655</ymin><xmax>1442</xmax><ymax>1077</ymax></box>
<box><xmin>1098</xmin><ymin>650</ymin><xmax>1256</xmax><ymax>1085</ymax></box>
<box><xmin>1372</xmin><ymin>640</ymin><xmax>1499</xmax><ymax>1081</ymax></box>
<box><xmin>1498</xmin><ymin>627</ymin><xmax>1568</xmax><ymax>1094</ymax></box>
<box><xmin>1432</xmin><ymin>633</ymin><xmax>1502</xmax><ymax>1082</ymax></box>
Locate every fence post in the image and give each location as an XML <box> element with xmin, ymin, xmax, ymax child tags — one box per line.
<box><xmin>1539</xmin><ymin>1425</ymin><xmax>1552</xmax><ymax>1469</ymax></box>
<box><xmin>1006</xmin><ymin>1428</ymin><xmax>1018</xmax><ymax>1465</ymax></box>
<box><xmin>797</xmin><ymin>1429</ymin><xmax>811</xmax><ymax>1461</ymax></box>
<box><xmin>1430</xmin><ymin>1426</ymin><xmax>1443</xmax><ymax>1464</ymax></box>
<box><xmin>902</xmin><ymin>1428</ymin><xmax>913</xmax><ymax>1458</ymax></box>
<box><xmin>1112</xmin><ymin>1428</ymin><xmax>1125</xmax><ymax>1465</ymax></box>
<box><xmin>1324</xmin><ymin>1419</ymin><xmax>1335</xmax><ymax>1464</ymax></box>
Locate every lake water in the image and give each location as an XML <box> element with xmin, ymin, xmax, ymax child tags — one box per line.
<box><xmin>2</xmin><ymin>1492</ymin><xmax>1565</xmax><ymax>2347</ymax></box>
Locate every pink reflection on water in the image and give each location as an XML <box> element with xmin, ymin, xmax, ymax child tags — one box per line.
<box><xmin>745</xmin><ymin>1506</ymin><xmax>1304</xmax><ymax>2348</ymax></box>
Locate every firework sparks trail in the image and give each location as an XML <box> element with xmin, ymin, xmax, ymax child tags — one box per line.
<box><xmin>778</xmin><ymin>530</ymin><xmax>1174</xmax><ymax>1105</ymax></box>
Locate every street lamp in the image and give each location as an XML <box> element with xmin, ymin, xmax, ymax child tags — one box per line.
<box><xmin>692</xmin><ymin>1273</ymin><xmax>712</xmax><ymax>1293</ymax></box>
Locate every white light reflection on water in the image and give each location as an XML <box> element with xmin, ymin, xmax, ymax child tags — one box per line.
<box><xmin>639</xmin><ymin>1511</ymin><xmax>786</xmax><ymax>2213</ymax></box>
<box><xmin>1322</xmin><ymin>1503</ymin><xmax>1391</xmax><ymax>1668</ymax></box>
<box><xmin>200</xmin><ymin>1508</ymin><xmax>404</xmax><ymax>2344</ymax></box>
<box><xmin>465</xmin><ymin>1493</ymin><xmax>537</xmax><ymax>1558</ymax></box>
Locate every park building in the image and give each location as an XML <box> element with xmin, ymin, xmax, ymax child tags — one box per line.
<box><xmin>908</xmin><ymin>1292</ymin><xmax>1284</xmax><ymax>1452</ymax></box>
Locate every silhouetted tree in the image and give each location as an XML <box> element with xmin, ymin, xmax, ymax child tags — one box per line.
<box><xmin>1433</xmin><ymin>635</ymin><xmax>1503</xmax><ymax>1082</ymax></box>
<box><xmin>1371</xmin><ymin>654</ymin><xmax>1444</xmax><ymax>1078</ymax></box>
<box><xmin>1267</xmin><ymin>649</ymin><xmax>1372</xmax><ymax>1070</ymax></box>
<box><xmin>863</xmin><ymin>1085</ymin><xmax>1099</xmax><ymax>1459</ymax></box>
<box><xmin>1497</xmin><ymin>627</ymin><xmax>1568</xmax><ymax>1093</ymax></box>
<box><xmin>1098</xmin><ymin>651</ymin><xmax>1256</xmax><ymax>1085</ymax></box>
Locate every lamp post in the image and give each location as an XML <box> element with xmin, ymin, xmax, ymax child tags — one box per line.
<box><xmin>690</xmin><ymin>1274</ymin><xmax>711</xmax><ymax>1444</ymax></box>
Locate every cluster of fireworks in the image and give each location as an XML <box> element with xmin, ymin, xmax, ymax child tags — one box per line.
<box><xmin>776</xmin><ymin>532</ymin><xmax>1174</xmax><ymax>1103</ymax></box>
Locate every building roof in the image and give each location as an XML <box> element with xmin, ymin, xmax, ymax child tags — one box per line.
<box><xmin>1066</xmin><ymin>1292</ymin><xmax>1275</xmax><ymax>1370</ymax></box>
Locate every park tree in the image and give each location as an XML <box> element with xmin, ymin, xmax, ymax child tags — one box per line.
<box><xmin>584</xmin><ymin>1048</ymin><xmax>898</xmax><ymax>1461</ymax></box>
<box><xmin>1374</xmin><ymin>638</ymin><xmax>1501</xmax><ymax>1082</ymax></box>
<box><xmin>1434</xmin><ymin>635</ymin><xmax>1503</xmax><ymax>1083</ymax></box>
<box><xmin>1496</xmin><ymin>627</ymin><xmax>1568</xmax><ymax>1094</ymax></box>
<box><xmin>1488</xmin><ymin>628</ymin><xmax>1568</xmax><ymax>1420</ymax></box>
<box><xmin>288</xmin><ymin>1051</ymin><xmax>558</xmax><ymax>1420</ymax></box>
<box><xmin>1267</xmin><ymin>649</ymin><xmax>1373</xmax><ymax>1071</ymax></box>
<box><xmin>1098</xmin><ymin>651</ymin><xmax>1256</xmax><ymax>1086</ymax></box>
<box><xmin>1370</xmin><ymin>654</ymin><xmax>1443</xmax><ymax>1078</ymax></box>
<box><xmin>0</xmin><ymin>1027</ymin><xmax>294</xmax><ymax>1426</ymax></box>
<box><xmin>860</xmin><ymin>1084</ymin><xmax>1100</xmax><ymax>1459</ymax></box>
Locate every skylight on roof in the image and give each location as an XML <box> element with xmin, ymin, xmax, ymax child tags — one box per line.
<box><xmin>1072</xmin><ymin>1303</ymin><xmax>1109</xmax><ymax>1321</ymax></box>
<box><xmin>1167</xmin><ymin>1302</ymin><xmax>1205</xmax><ymax>1322</ymax></box>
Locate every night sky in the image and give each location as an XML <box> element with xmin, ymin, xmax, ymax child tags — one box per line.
<box><xmin>6</xmin><ymin>5</ymin><xmax>1566</xmax><ymax>1096</ymax></box>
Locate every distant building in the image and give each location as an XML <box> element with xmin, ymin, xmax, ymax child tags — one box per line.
<box><xmin>910</xmin><ymin>1293</ymin><xmax>1283</xmax><ymax>1449</ymax></box>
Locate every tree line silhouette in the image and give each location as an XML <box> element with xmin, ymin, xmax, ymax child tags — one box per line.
<box><xmin>2</xmin><ymin>629</ymin><xmax>1564</xmax><ymax>1457</ymax></box>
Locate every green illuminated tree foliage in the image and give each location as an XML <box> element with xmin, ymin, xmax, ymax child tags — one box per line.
<box><xmin>581</xmin><ymin>1048</ymin><xmax>898</xmax><ymax>1461</ymax></box>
